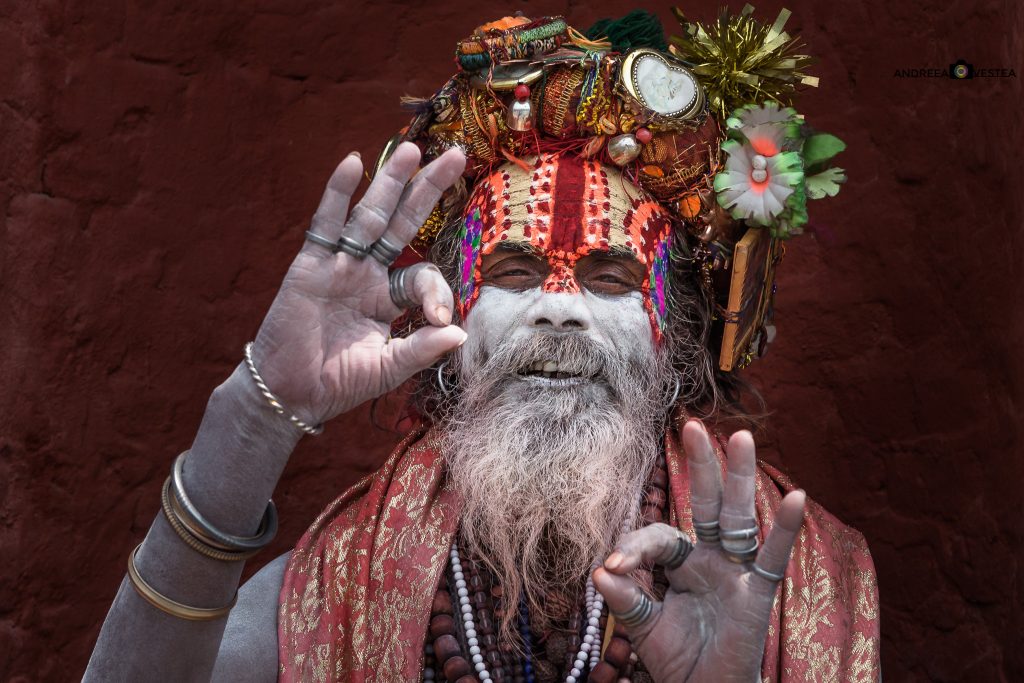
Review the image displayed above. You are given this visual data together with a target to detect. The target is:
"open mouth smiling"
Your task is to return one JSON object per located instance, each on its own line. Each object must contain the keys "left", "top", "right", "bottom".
{"left": 517, "top": 360, "right": 595, "bottom": 385}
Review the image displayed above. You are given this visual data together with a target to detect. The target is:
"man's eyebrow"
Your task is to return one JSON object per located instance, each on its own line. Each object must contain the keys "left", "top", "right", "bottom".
{"left": 493, "top": 240, "right": 540, "bottom": 255}
{"left": 602, "top": 245, "right": 641, "bottom": 261}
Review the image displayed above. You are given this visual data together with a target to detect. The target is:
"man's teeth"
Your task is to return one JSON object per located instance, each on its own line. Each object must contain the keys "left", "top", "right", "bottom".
{"left": 524, "top": 360, "right": 581, "bottom": 379}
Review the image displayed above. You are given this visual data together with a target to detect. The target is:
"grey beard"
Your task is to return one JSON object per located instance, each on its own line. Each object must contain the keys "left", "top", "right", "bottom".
{"left": 440, "top": 331, "right": 672, "bottom": 639}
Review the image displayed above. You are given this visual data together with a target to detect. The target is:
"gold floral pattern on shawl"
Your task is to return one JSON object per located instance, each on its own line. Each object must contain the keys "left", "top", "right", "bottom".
{"left": 278, "top": 423, "right": 461, "bottom": 682}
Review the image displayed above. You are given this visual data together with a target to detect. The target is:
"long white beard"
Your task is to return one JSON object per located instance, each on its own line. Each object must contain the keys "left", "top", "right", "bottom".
{"left": 441, "top": 331, "right": 670, "bottom": 637}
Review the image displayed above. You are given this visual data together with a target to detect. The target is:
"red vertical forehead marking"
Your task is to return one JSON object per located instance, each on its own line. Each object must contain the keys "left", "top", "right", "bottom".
{"left": 549, "top": 154, "right": 586, "bottom": 253}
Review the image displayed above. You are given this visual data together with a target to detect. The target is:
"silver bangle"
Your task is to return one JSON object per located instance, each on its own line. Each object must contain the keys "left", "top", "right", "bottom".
{"left": 170, "top": 452, "right": 278, "bottom": 552}
{"left": 243, "top": 342, "right": 323, "bottom": 436}
{"left": 161, "top": 476, "right": 263, "bottom": 561}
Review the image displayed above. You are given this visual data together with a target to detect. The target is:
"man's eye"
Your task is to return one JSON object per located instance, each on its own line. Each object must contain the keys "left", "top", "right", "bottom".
{"left": 596, "top": 274, "right": 627, "bottom": 284}
{"left": 499, "top": 268, "right": 532, "bottom": 277}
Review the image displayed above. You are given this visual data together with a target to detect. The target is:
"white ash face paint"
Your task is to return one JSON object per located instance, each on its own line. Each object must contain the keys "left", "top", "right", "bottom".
{"left": 458, "top": 285, "right": 655, "bottom": 380}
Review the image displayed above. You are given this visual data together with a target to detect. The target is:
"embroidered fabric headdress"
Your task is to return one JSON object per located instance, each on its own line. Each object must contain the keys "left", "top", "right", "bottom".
{"left": 381, "top": 6, "right": 846, "bottom": 371}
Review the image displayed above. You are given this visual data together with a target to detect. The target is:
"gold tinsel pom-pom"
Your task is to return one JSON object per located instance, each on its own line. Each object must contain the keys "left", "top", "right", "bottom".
{"left": 669, "top": 5, "right": 818, "bottom": 121}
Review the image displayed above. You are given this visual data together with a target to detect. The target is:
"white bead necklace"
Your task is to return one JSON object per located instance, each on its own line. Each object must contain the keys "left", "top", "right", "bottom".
{"left": 448, "top": 542, "right": 492, "bottom": 681}
{"left": 447, "top": 541, "right": 606, "bottom": 683}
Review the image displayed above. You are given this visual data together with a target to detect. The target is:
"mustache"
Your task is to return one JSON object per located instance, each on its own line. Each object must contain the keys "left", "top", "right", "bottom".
{"left": 474, "top": 331, "right": 618, "bottom": 380}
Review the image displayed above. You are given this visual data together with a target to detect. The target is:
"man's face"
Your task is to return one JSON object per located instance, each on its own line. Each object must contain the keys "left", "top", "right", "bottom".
{"left": 458, "top": 242, "right": 656, "bottom": 390}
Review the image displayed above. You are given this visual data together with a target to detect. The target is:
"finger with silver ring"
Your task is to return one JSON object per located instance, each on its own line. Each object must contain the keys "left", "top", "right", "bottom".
{"left": 369, "top": 235, "right": 405, "bottom": 267}
{"left": 388, "top": 267, "right": 417, "bottom": 309}
{"left": 683, "top": 420, "right": 724, "bottom": 541}
{"left": 612, "top": 592, "right": 655, "bottom": 629}
{"left": 591, "top": 566, "right": 661, "bottom": 638}
{"left": 692, "top": 519, "right": 721, "bottom": 545}
{"left": 301, "top": 153, "right": 363, "bottom": 257}
{"left": 336, "top": 234, "right": 372, "bottom": 259}
{"left": 721, "top": 525, "right": 760, "bottom": 563}
{"left": 386, "top": 262, "right": 455, "bottom": 327}
{"left": 750, "top": 490, "right": 805, "bottom": 596}
{"left": 719, "top": 430, "right": 759, "bottom": 559}
{"left": 304, "top": 230, "right": 339, "bottom": 255}
{"left": 335, "top": 142, "right": 421, "bottom": 251}
{"left": 752, "top": 563, "right": 785, "bottom": 583}
{"left": 369, "top": 147, "right": 466, "bottom": 267}
{"left": 723, "top": 536, "right": 759, "bottom": 564}
{"left": 604, "top": 523, "right": 692, "bottom": 590}
{"left": 720, "top": 526, "right": 759, "bottom": 542}
{"left": 662, "top": 532, "right": 694, "bottom": 570}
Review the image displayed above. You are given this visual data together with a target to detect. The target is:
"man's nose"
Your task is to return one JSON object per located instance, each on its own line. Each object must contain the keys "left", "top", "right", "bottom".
{"left": 526, "top": 293, "right": 592, "bottom": 332}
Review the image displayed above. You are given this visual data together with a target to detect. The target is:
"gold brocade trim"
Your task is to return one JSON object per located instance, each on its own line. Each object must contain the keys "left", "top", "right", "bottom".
{"left": 542, "top": 66, "right": 585, "bottom": 138}
{"left": 460, "top": 89, "right": 503, "bottom": 163}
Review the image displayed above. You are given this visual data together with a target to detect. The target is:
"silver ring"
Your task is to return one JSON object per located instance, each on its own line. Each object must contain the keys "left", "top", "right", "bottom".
{"left": 336, "top": 234, "right": 371, "bottom": 259}
{"left": 692, "top": 519, "right": 720, "bottom": 544}
{"left": 662, "top": 534, "right": 694, "bottom": 570}
{"left": 369, "top": 235, "right": 404, "bottom": 266}
{"left": 752, "top": 563, "right": 785, "bottom": 583}
{"left": 612, "top": 593, "right": 653, "bottom": 629}
{"left": 723, "top": 537, "right": 759, "bottom": 564}
{"left": 304, "top": 230, "right": 338, "bottom": 254}
{"left": 720, "top": 526, "right": 759, "bottom": 542}
{"left": 388, "top": 267, "right": 417, "bottom": 310}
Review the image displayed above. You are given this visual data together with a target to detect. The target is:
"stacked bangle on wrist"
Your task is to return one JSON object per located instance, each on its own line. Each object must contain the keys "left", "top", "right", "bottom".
{"left": 126, "top": 544, "right": 237, "bottom": 621}
{"left": 127, "top": 450, "right": 278, "bottom": 621}
{"left": 243, "top": 341, "right": 323, "bottom": 436}
{"left": 162, "top": 451, "right": 278, "bottom": 560}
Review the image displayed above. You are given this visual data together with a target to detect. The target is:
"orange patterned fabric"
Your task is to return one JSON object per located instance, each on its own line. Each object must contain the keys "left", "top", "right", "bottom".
{"left": 278, "top": 416, "right": 881, "bottom": 682}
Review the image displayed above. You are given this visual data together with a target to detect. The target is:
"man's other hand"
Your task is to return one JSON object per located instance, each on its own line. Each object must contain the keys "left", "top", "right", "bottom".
{"left": 248, "top": 143, "right": 467, "bottom": 426}
{"left": 593, "top": 420, "right": 805, "bottom": 683}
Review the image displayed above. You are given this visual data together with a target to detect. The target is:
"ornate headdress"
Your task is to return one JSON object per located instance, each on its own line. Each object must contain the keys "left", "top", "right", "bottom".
{"left": 381, "top": 7, "right": 846, "bottom": 371}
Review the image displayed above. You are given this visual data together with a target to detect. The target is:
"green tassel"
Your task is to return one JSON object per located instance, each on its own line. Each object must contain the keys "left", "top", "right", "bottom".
{"left": 585, "top": 9, "right": 668, "bottom": 52}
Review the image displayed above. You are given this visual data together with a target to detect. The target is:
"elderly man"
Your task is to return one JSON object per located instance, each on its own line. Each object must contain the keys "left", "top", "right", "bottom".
{"left": 85, "top": 11, "right": 879, "bottom": 683}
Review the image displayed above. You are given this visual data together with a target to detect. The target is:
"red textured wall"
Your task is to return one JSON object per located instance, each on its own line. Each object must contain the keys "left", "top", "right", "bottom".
{"left": 2, "top": 1, "right": 1022, "bottom": 680}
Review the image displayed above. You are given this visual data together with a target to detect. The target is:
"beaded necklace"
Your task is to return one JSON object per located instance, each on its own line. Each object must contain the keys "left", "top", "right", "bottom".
{"left": 423, "top": 450, "right": 670, "bottom": 683}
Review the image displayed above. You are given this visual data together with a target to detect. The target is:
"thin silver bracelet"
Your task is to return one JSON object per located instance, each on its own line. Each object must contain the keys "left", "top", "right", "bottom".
{"left": 243, "top": 342, "right": 324, "bottom": 436}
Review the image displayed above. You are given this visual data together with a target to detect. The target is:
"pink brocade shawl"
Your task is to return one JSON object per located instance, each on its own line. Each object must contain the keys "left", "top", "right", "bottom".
{"left": 278, "top": 418, "right": 881, "bottom": 682}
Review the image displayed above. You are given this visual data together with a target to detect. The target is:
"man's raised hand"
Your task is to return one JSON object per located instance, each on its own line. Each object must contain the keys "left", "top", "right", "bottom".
{"left": 249, "top": 143, "right": 467, "bottom": 427}
{"left": 593, "top": 421, "right": 805, "bottom": 682}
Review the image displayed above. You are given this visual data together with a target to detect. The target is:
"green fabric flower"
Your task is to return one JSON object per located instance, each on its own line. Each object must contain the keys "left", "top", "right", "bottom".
{"left": 714, "top": 102, "right": 846, "bottom": 239}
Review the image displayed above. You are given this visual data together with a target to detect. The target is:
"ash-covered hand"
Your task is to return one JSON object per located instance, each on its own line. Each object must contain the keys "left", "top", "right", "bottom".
{"left": 593, "top": 420, "right": 805, "bottom": 683}
{"left": 250, "top": 143, "right": 467, "bottom": 426}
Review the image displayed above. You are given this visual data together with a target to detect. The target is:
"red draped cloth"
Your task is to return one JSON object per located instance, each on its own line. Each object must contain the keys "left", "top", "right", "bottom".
{"left": 278, "top": 416, "right": 880, "bottom": 681}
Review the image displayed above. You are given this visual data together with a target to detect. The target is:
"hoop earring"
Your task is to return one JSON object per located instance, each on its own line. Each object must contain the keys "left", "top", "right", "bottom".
{"left": 436, "top": 359, "right": 453, "bottom": 397}
{"left": 665, "top": 374, "right": 681, "bottom": 408}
